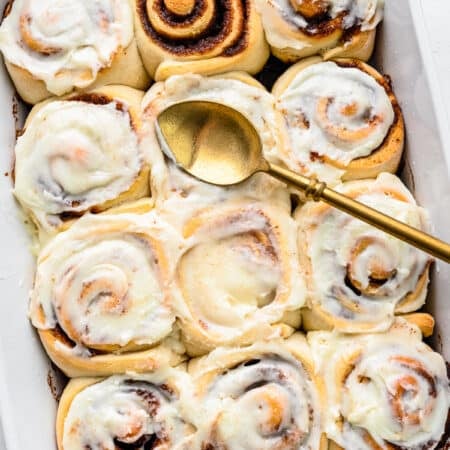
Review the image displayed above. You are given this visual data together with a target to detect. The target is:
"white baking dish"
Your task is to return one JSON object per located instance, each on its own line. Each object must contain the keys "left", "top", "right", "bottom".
{"left": 0, "top": 1, "right": 449, "bottom": 449}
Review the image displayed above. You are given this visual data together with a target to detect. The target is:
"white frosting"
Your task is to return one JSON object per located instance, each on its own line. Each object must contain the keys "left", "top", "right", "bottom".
{"left": 173, "top": 201, "right": 306, "bottom": 346}
{"left": 275, "top": 61, "right": 395, "bottom": 183}
{"left": 14, "top": 100, "right": 143, "bottom": 232}
{"left": 141, "top": 73, "right": 289, "bottom": 212}
{"left": 62, "top": 371, "right": 194, "bottom": 450}
{"left": 255, "top": 0, "right": 384, "bottom": 51}
{"left": 309, "top": 320, "right": 450, "bottom": 449}
{"left": 297, "top": 174, "right": 431, "bottom": 331}
{"left": 29, "top": 212, "right": 180, "bottom": 351}
{"left": 0, "top": 0, "right": 133, "bottom": 95}
{"left": 191, "top": 340, "right": 322, "bottom": 450}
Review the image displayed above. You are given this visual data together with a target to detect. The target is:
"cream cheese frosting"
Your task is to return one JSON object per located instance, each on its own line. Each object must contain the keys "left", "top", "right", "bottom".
{"left": 308, "top": 320, "right": 450, "bottom": 449}
{"left": 62, "top": 370, "right": 194, "bottom": 450}
{"left": 0, "top": 0, "right": 133, "bottom": 95}
{"left": 29, "top": 211, "right": 180, "bottom": 352}
{"left": 275, "top": 61, "right": 395, "bottom": 182}
{"left": 14, "top": 99, "right": 143, "bottom": 232}
{"left": 189, "top": 338, "right": 323, "bottom": 450}
{"left": 297, "top": 173, "right": 431, "bottom": 332}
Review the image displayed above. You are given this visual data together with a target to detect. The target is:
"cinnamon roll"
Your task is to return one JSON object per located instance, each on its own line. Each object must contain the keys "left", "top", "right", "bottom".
{"left": 132, "top": 0, "right": 269, "bottom": 81}
{"left": 296, "top": 173, "right": 432, "bottom": 333}
{"left": 172, "top": 199, "right": 305, "bottom": 356}
{"left": 29, "top": 208, "right": 184, "bottom": 377}
{"left": 14, "top": 85, "right": 156, "bottom": 243}
{"left": 57, "top": 370, "right": 195, "bottom": 450}
{"left": 271, "top": 58, "right": 404, "bottom": 184}
{"left": 308, "top": 319, "right": 450, "bottom": 450}
{"left": 254, "top": 0, "right": 384, "bottom": 63}
{"left": 187, "top": 334, "right": 327, "bottom": 449}
{"left": 0, "top": 0, "right": 149, "bottom": 104}
{"left": 141, "top": 71, "right": 290, "bottom": 212}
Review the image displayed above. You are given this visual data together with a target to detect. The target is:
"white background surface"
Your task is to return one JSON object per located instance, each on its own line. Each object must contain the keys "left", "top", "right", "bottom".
{"left": 0, "top": 1, "right": 449, "bottom": 449}
{"left": 422, "top": 0, "right": 450, "bottom": 135}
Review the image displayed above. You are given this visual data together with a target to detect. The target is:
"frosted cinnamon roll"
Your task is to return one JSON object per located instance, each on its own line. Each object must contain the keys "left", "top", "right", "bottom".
{"left": 142, "top": 72, "right": 290, "bottom": 212}
{"left": 255, "top": 0, "right": 383, "bottom": 62}
{"left": 296, "top": 173, "right": 432, "bottom": 333}
{"left": 132, "top": 0, "right": 269, "bottom": 81}
{"left": 308, "top": 319, "right": 450, "bottom": 450}
{"left": 29, "top": 207, "right": 184, "bottom": 377}
{"left": 172, "top": 200, "right": 305, "bottom": 356}
{"left": 0, "top": 0, "right": 149, "bottom": 104}
{"left": 187, "top": 334, "right": 327, "bottom": 449}
{"left": 272, "top": 58, "right": 404, "bottom": 184}
{"left": 14, "top": 85, "right": 154, "bottom": 243}
{"left": 57, "top": 370, "right": 195, "bottom": 450}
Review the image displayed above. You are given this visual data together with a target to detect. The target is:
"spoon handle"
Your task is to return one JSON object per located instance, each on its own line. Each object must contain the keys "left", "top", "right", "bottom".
{"left": 268, "top": 163, "right": 450, "bottom": 263}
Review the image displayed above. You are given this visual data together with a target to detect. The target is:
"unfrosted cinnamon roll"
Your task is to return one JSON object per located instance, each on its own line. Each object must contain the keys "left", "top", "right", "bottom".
{"left": 254, "top": 0, "right": 384, "bottom": 63}
{"left": 296, "top": 173, "right": 432, "bottom": 333}
{"left": 57, "top": 370, "right": 195, "bottom": 450}
{"left": 14, "top": 85, "right": 156, "bottom": 243}
{"left": 29, "top": 207, "right": 184, "bottom": 377}
{"left": 0, "top": 0, "right": 149, "bottom": 104}
{"left": 308, "top": 319, "right": 450, "bottom": 450}
{"left": 271, "top": 58, "right": 404, "bottom": 184}
{"left": 132, "top": 0, "right": 269, "bottom": 81}
{"left": 187, "top": 334, "right": 327, "bottom": 449}
{"left": 142, "top": 71, "right": 291, "bottom": 214}
{"left": 172, "top": 199, "right": 305, "bottom": 356}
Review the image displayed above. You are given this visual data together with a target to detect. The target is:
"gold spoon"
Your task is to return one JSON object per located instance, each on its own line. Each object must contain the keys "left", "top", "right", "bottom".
{"left": 156, "top": 101, "right": 450, "bottom": 263}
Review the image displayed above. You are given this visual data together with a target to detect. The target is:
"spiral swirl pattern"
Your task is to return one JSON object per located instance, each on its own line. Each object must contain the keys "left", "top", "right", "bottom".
{"left": 189, "top": 337, "right": 324, "bottom": 450}
{"left": 30, "top": 212, "right": 176, "bottom": 356}
{"left": 272, "top": 59, "right": 402, "bottom": 184}
{"left": 297, "top": 173, "right": 431, "bottom": 332}
{"left": 14, "top": 89, "right": 149, "bottom": 237}
{"left": 133, "top": 0, "right": 269, "bottom": 79}
{"left": 173, "top": 201, "right": 304, "bottom": 354}
{"left": 308, "top": 320, "right": 450, "bottom": 449}
{"left": 254, "top": 0, "right": 384, "bottom": 61}
{"left": 0, "top": 0, "right": 134, "bottom": 95}
{"left": 59, "top": 371, "right": 194, "bottom": 450}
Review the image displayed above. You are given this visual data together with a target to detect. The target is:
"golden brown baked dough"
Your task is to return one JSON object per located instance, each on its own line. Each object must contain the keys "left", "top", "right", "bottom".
{"left": 0, "top": 0, "right": 149, "bottom": 104}
{"left": 254, "top": 0, "right": 383, "bottom": 63}
{"left": 188, "top": 334, "right": 328, "bottom": 449}
{"left": 296, "top": 174, "right": 432, "bottom": 333}
{"left": 271, "top": 57, "right": 404, "bottom": 184}
{"left": 14, "top": 85, "right": 153, "bottom": 244}
{"left": 131, "top": 0, "right": 270, "bottom": 80}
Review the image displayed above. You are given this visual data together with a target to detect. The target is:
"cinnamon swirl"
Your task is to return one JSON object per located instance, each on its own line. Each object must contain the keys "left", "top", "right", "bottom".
{"left": 255, "top": 0, "right": 384, "bottom": 63}
{"left": 296, "top": 173, "right": 432, "bottom": 333}
{"left": 14, "top": 85, "right": 156, "bottom": 243}
{"left": 132, "top": 0, "right": 269, "bottom": 80}
{"left": 29, "top": 207, "right": 184, "bottom": 377}
{"left": 308, "top": 319, "right": 450, "bottom": 450}
{"left": 172, "top": 200, "right": 305, "bottom": 356}
{"left": 272, "top": 58, "right": 404, "bottom": 184}
{"left": 187, "top": 334, "right": 327, "bottom": 449}
{"left": 0, "top": 0, "right": 149, "bottom": 104}
{"left": 57, "top": 370, "right": 195, "bottom": 449}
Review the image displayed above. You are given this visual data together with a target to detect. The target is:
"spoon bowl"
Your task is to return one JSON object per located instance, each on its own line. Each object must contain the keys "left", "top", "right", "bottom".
{"left": 156, "top": 101, "right": 268, "bottom": 186}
